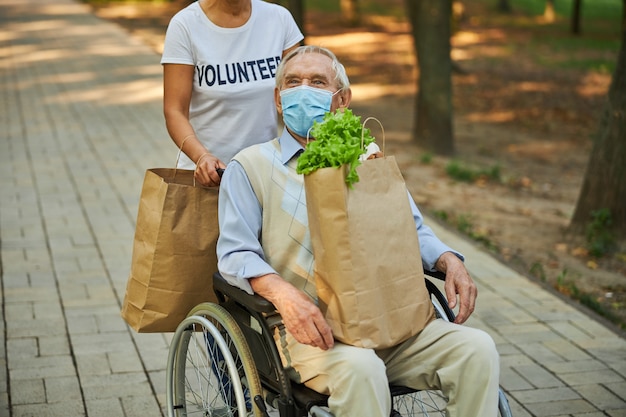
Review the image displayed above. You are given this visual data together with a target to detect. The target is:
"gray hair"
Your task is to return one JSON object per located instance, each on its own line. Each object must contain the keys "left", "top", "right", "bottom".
{"left": 275, "top": 45, "right": 350, "bottom": 90}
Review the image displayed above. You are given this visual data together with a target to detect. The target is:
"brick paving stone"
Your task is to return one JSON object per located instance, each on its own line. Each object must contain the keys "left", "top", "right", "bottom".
{"left": 80, "top": 373, "right": 154, "bottom": 400}
{"left": 501, "top": 366, "right": 535, "bottom": 391}
{"left": 10, "top": 379, "right": 45, "bottom": 405}
{"left": 84, "top": 399, "right": 124, "bottom": 417}
{"left": 75, "top": 353, "right": 114, "bottom": 377}
{"left": 12, "top": 401, "right": 86, "bottom": 417}
{"left": 512, "top": 363, "right": 565, "bottom": 389}
{"left": 517, "top": 341, "right": 568, "bottom": 364}
{"left": 525, "top": 399, "right": 597, "bottom": 416}
{"left": 544, "top": 359, "right": 611, "bottom": 375}
{"left": 574, "top": 384, "right": 626, "bottom": 411}
{"left": 120, "top": 394, "right": 163, "bottom": 417}
{"left": 559, "top": 369, "right": 624, "bottom": 387}
{"left": 501, "top": 353, "right": 537, "bottom": 368}
{"left": 45, "top": 376, "right": 84, "bottom": 403}
{"left": 605, "top": 381, "right": 626, "bottom": 401}
{"left": 542, "top": 338, "right": 594, "bottom": 362}
{"left": 547, "top": 321, "right": 597, "bottom": 343}
{"left": 511, "top": 387, "right": 581, "bottom": 404}
{"left": 9, "top": 353, "right": 77, "bottom": 380}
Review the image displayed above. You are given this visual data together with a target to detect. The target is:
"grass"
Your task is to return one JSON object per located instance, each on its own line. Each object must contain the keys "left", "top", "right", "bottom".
{"left": 431, "top": 210, "right": 499, "bottom": 253}
{"left": 508, "top": 0, "right": 623, "bottom": 20}
{"left": 471, "top": 0, "right": 622, "bottom": 73}
{"left": 554, "top": 268, "right": 625, "bottom": 329}
{"left": 445, "top": 160, "right": 501, "bottom": 183}
{"left": 586, "top": 208, "right": 616, "bottom": 257}
{"left": 82, "top": 0, "right": 170, "bottom": 3}
{"left": 473, "top": 1, "right": 622, "bottom": 37}
{"left": 304, "top": 0, "right": 405, "bottom": 17}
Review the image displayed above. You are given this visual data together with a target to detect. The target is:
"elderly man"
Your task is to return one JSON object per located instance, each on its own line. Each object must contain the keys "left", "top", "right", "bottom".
{"left": 217, "top": 45, "right": 499, "bottom": 417}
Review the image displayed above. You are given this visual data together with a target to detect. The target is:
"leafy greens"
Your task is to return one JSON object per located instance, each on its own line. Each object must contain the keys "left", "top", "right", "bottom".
{"left": 296, "top": 109, "right": 375, "bottom": 187}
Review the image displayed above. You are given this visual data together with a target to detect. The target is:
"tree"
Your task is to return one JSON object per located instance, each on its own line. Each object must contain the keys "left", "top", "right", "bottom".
{"left": 404, "top": 0, "right": 455, "bottom": 155}
{"left": 569, "top": 6, "right": 626, "bottom": 244}
{"left": 277, "top": 0, "right": 305, "bottom": 38}
{"left": 290, "top": 0, "right": 306, "bottom": 38}
{"left": 341, "top": 0, "right": 361, "bottom": 26}
{"left": 497, "top": 0, "right": 512, "bottom": 13}
{"left": 544, "top": 0, "right": 556, "bottom": 22}
{"left": 571, "top": 0, "right": 583, "bottom": 35}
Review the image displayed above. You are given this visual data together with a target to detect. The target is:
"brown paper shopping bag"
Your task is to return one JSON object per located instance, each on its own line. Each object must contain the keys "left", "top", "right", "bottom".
{"left": 120, "top": 168, "right": 219, "bottom": 332}
{"left": 304, "top": 156, "right": 435, "bottom": 349}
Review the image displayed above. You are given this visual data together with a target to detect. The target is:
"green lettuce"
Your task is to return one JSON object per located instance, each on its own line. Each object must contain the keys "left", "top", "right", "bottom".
{"left": 296, "top": 109, "right": 375, "bottom": 187}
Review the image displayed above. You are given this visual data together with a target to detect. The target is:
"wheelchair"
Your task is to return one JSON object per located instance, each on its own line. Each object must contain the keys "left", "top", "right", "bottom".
{"left": 166, "top": 270, "right": 513, "bottom": 417}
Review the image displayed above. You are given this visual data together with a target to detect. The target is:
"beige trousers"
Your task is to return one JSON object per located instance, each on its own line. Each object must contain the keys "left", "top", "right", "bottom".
{"left": 275, "top": 319, "right": 500, "bottom": 417}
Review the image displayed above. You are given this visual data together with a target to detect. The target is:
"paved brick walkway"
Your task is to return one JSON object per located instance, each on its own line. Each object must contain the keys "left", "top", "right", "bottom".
{"left": 0, "top": 0, "right": 625, "bottom": 416}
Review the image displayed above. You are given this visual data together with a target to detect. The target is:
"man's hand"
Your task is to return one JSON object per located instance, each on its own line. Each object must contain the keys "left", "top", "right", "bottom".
{"left": 435, "top": 252, "right": 477, "bottom": 324}
{"left": 250, "top": 274, "right": 334, "bottom": 350}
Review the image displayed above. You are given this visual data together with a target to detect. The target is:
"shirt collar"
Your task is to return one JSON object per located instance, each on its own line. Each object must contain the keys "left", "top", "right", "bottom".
{"left": 278, "top": 128, "right": 306, "bottom": 165}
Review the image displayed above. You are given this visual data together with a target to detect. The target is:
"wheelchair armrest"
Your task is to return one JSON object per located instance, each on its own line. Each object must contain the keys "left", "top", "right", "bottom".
{"left": 424, "top": 268, "right": 446, "bottom": 281}
{"left": 213, "top": 272, "right": 277, "bottom": 314}
{"left": 213, "top": 269, "right": 444, "bottom": 315}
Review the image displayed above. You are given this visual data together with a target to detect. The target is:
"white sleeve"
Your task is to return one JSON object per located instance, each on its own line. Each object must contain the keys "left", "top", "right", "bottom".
{"left": 161, "top": 16, "right": 194, "bottom": 65}
{"left": 278, "top": 5, "right": 304, "bottom": 51}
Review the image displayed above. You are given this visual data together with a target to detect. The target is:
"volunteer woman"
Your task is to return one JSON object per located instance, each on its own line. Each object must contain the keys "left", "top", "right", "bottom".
{"left": 162, "top": 0, "right": 303, "bottom": 186}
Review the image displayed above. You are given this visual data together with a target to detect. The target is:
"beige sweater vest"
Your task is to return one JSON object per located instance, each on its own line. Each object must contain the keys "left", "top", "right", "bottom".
{"left": 233, "top": 139, "right": 318, "bottom": 301}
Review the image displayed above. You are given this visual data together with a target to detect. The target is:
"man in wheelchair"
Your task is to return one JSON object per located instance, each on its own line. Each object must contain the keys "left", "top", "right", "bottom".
{"left": 216, "top": 45, "right": 500, "bottom": 417}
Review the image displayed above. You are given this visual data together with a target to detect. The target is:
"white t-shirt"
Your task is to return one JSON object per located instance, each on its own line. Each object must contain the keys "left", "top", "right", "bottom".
{"left": 161, "top": 0, "right": 304, "bottom": 168}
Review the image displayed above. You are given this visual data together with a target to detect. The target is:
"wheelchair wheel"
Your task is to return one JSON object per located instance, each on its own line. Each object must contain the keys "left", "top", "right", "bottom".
{"left": 391, "top": 387, "right": 512, "bottom": 416}
{"left": 392, "top": 390, "right": 447, "bottom": 416}
{"left": 166, "top": 303, "right": 263, "bottom": 417}
{"left": 388, "top": 280, "right": 514, "bottom": 417}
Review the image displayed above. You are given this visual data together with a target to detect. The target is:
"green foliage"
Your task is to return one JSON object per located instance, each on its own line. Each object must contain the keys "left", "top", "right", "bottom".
{"left": 429, "top": 209, "right": 498, "bottom": 251}
{"left": 82, "top": 0, "right": 169, "bottom": 4}
{"left": 553, "top": 268, "right": 623, "bottom": 328}
{"left": 296, "top": 109, "right": 375, "bottom": 187}
{"left": 508, "top": 0, "right": 622, "bottom": 20}
{"left": 529, "top": 262, "right": 546, "bottom": 282}
{"left": 526, "top": 36, "right": 620, "bottom": 73}
{"left": 474, "top": 0, "right": 622, "bottom": 39}
{"left": 304, "top": 0, "right": 404, "bottom": 17}
{"left": 419, "top": 152, "right": 433, "bottom": 164}
{"left": 456, "top": 213, "right": 474, "bottom": 235}
{"left": 586, "top": 208, "right": 616, "bottom": 257}
{"left": 432, "top": 209, "right": 449, "bottom": 222}
{"left": 445, "top": 160, "right": 501, "bottom": 183}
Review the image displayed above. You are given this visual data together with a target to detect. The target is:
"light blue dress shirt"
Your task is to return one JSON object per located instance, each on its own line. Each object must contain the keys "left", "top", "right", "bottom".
{"left": 217, "top": 128, "right": 463, "bottom": 294}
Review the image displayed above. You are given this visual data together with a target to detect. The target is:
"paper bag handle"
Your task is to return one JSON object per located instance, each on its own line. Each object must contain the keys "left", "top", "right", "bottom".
{"left": 173, "top": 134, "right": 199, "bottom": 186}
{"left": 173, "top": 134, "right": 196, "bottom": 179}
{"left": 361, "top": 117, "right": 385, "bottom": 156}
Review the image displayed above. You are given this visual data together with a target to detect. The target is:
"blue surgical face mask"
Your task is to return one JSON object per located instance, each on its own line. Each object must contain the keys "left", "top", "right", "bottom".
{"left": 280, "top": 85, "right": 338, "bottom": 138}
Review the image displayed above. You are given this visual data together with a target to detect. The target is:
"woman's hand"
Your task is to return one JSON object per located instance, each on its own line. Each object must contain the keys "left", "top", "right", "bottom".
{"left": 194, "top": 152, "right": 225, "bottom": 187}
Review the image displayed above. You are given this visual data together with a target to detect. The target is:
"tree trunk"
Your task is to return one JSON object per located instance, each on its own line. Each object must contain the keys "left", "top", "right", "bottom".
{"left": 544, "top": 0, "right": 555, "bottom": 22}
{"left": 405, "top": 0, "right": 455, "bottom": 155}
{"left": 569, "top": 19, "right": 626, "bottom": 240}
{"left": 497, "top": 0, "right": 512, "bottom": 13}
{"left": 571, "top": 0, "right": 583, "bottom": 35}
{"left": 287, "top": 0, "right": 305, "bottom": 39}
{"left": 340, "top": 0, "right": 360, "bottom": 26}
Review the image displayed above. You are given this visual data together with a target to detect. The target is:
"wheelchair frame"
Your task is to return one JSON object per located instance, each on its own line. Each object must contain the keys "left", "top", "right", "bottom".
{"left": 166, "top": 271, "right": 513, "bottom": 417}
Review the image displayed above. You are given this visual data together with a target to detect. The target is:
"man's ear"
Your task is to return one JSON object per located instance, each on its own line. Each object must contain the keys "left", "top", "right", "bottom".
{"left": 339, "top": 88, "right": 352, "bottom": 108}
{"left": 275, "top": 87, "right": 283, "bottom": 115}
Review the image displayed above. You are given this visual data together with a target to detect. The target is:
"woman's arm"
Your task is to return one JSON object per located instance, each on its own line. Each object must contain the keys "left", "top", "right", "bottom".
{"left": 163, "top": 63, "right": 224, "bottom": 186}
